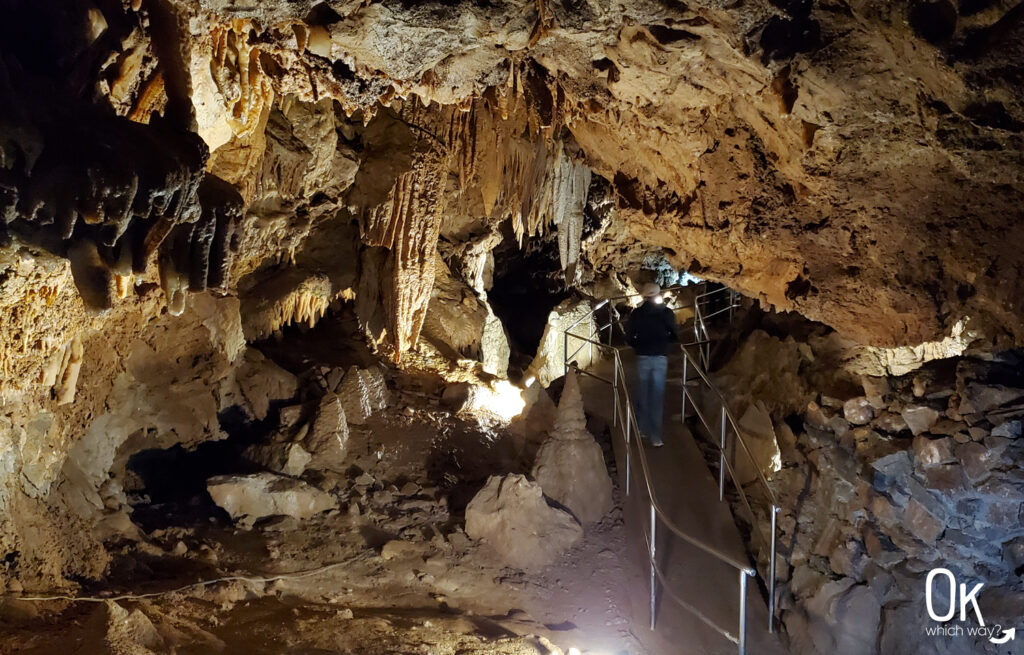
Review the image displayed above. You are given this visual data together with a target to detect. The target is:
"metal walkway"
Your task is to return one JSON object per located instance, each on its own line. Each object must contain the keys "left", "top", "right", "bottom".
{"left": 563, "top": 285, "right": 785, "bottom": 655}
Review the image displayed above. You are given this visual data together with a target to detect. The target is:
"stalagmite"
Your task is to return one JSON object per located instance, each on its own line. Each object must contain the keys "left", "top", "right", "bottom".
{"left": 531, "top": 371, "right": 613, "bottom": 524}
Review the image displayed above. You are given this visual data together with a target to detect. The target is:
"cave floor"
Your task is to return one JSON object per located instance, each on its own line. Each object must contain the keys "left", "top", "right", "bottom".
{"left": 0, "top": 394, "right": 642, "bottom": 655}
{"left": 579, "top": 352, "right": 789, "bottom": 655}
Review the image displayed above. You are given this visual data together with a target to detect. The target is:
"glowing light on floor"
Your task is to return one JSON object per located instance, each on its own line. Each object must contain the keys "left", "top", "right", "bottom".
{"left": 467, "top": 380, "right": 526, "bottom": 421}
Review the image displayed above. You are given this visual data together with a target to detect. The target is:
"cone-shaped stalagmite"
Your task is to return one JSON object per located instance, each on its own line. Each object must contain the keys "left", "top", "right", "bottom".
{"left": 531, "top": 371, "right": 613, "bottom": 524}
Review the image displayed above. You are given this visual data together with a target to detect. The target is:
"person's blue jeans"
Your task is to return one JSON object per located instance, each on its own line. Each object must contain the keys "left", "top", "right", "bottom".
{"left": 635, "top": 355, "right": 668, "bottom": 444}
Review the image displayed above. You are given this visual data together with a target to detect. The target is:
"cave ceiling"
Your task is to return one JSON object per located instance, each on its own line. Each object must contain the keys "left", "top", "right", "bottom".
{"left": 2, "top": 0, "right": 1023, "bottom": 361}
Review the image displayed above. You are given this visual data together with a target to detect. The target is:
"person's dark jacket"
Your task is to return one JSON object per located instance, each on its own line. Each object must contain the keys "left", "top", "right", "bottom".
{"left": 626, "top": 301, "right": 679, "bottom": 356}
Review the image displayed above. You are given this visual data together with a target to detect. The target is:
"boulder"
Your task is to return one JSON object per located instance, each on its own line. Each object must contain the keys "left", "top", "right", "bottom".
{"left": 236, "top": 348, "right": 299, "bottom": 420}
{"left": 956, "top": 441, "right": 998, "bottom": 484}
{"left": 786, "top": 579, "right": 881, "bottom": 655}
{"left": 872, "top": 411, "right": 907, "bottom": 434}
{"left": 805, "top": 401, "right": 831, "bottom": 430}
{"left": 1001, "top": 536, "right": 1024, "bottom": 570}
{"left": 903, "top": 497, "right": 945, "bottom": 544}
{"left": 99, "top": 602, "right": 165, "bottom": 655}
{"left": 860, "top": 375, "right": 889, "bottom": 410}
{"left": 336, "top": 366, "right": 389, "bottom": 424}
{"left": 207, "top": 472, "right": 337, "bottom": 522}
{"left": 912, "top": 436, "right": 953, "bottom": 468}
{"left": 734, "top": 400, "right": 782, "bottom": 485}
{"left": 465, "top": 474, "right": 582, "bottom": 569}
{"left": 992, "top": 420, "right": 1022, "bottom": 439}
{"left": 243, "top": 441, "right": 311, "bottom": 476}
{"left": 304, "top": 392, "right": 349, "bottom": 471}
{"left": 524, "top": 299, "right": 597, "bottom": 388}
{"left": 958, "top": 383, "right": 1024, "bottom": 415}
{"left": 531, "top": 372, "right": 613, "bottom": 524}
{"left": 842, "top": 397, "right": 874, "bottom": 426}
{"left": 900, "top": 406, "right": 940, "bottom": 436}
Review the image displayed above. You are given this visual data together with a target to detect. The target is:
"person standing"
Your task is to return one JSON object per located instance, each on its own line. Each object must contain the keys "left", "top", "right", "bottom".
{"left": 626, "top": 283, "right": 678, "bottom": 447}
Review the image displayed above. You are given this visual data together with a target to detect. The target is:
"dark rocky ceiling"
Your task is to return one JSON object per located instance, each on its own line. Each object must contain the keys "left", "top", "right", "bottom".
{"left": 2, "top": 0, "right": 1023, "bottom": 356}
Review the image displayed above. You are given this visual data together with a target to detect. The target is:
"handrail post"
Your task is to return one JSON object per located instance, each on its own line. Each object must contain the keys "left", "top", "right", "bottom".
{"left": 739, "top": 571, "right": 748, "bottom": 655}
{"left": 769, "top": 504, "right": 778, "bottom": 633}
{"left": 649, "top": 502, "right": 657, "bottom": 631}
{"left": 589, "top": 318, "right": 595, "bottom": 364}
{"left": 563, "top": 330, "right": 569, "bottom": 375}
{"left": 625, "top": 404, "right": 632, "bottom": 496}
{"left": 681, "top": 352, "right": 688, "bottom": 421}
{"left": 612, "top": 355, "right": 619, "bottom": 428}
{"left": 719, "top": 406, "right": 727, "bottom": 502}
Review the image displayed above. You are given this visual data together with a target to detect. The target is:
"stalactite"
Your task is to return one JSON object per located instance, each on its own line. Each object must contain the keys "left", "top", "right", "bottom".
{"left": 549, "top": 142, "right": 591, "bottom": 283}
{"left": 209, "top": 21, "right": 275, "bottom": 140}
{"left": 361, "top": 103, "right": 450, "bottom": 362}
{"left": 156, "top": 175, "right": 242, "bottom": 314}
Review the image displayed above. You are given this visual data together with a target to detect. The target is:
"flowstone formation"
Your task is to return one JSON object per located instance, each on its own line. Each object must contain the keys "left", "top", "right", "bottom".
{"left": 531, "top": 371, "right": 613, "bottom": 525}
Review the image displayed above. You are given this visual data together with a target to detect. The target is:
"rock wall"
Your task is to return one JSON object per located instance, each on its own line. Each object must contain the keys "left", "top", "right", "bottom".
{"left": 722, "top": 330, "right": 1024, "bottom": 654}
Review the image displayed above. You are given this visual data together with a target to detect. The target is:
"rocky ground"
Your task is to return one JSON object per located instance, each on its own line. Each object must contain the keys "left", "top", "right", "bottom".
{"left": 0, "top": 368, "right": 640, "bottom": 655}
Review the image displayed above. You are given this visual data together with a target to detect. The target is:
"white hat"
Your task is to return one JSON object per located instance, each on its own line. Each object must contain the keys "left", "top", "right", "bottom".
{"left": 641, "top": 282, "right": 661, "bottom": 298}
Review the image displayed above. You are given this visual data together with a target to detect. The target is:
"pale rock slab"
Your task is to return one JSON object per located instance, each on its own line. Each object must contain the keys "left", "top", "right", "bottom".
{"left": 531, "top": 372, "right": 613, "bottom": 524}
{"left": 465, "top": 474, "right": 582, "bottom": 569}
{"left": 336, "top": 366, "right": 389, "bottom": 424}
{"left": 524, "top": 299, "right": 597, "bottom": 388}
{"left": 900, "top": 406, "right": 940, "bottom": 436}
{"left": 734, "top": 400, "right": 782, "bottom": 485}
{"left": 207, "top": 472, "right": 337, "bottom": 522}
{"left": 304, "top": 392, "right": 349, "bottom": 472}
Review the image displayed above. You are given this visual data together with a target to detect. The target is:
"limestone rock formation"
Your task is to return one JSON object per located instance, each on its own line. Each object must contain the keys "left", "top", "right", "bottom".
{"left": 465, "top": 474, "right": 582, "bottom": 569}
{"left": 236, "top": 348, "right": 300, "bottom": 421}
{"left": 98, "top": 602, "right": 166, "bottom": 655}
{"left": 336, "top": 366, "right": 389, "bottom": 425}
{"left": 243, "top": 441, "right": 312, "bottom": 477}
{"left": 525, "top": 299, "right": 598, "bottom": 388}
{"left": 207, "top": 472, "right": 337, "bottom": 523}
{"left": 531, "top": 372, "right": 613, "bottom": 524}
{"left": 304, "top": 392, "right": 350, "bottom": 472}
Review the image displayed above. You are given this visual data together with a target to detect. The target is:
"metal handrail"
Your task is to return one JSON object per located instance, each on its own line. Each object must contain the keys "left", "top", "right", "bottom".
{"left": 563, "top": 284, "right": 778, "bottom": 655}
{"left": 567, "top": 340, "right": 754, "bottom": 574}
{"left": 679, "top": 349, "right": 778, "bottom": 507}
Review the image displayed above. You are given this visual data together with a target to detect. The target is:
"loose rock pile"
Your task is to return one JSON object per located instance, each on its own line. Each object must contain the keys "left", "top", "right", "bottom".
{"left": 210, "top": 365, "right": 389, "bottom": 523}
{"left": 763, "top": 355, "right": 1024, "bottom": 655}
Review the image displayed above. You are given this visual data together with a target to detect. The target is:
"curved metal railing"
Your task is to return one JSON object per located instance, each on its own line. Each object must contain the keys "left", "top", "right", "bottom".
{"left": 562, "top": 283, "right": 779, "bottom": 655}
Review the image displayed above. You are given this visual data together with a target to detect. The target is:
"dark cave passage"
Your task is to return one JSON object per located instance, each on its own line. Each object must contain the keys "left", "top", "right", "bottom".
{"left": 488, "top": 227, "right": 569, "bottom": 366}
{"left": 124, "top": 407, "right": 280, "bottom": 531}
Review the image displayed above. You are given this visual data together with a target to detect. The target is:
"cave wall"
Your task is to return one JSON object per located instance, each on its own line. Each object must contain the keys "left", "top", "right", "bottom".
{"left": 0, "top": 0, "right": 1022, "bottom": 594}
